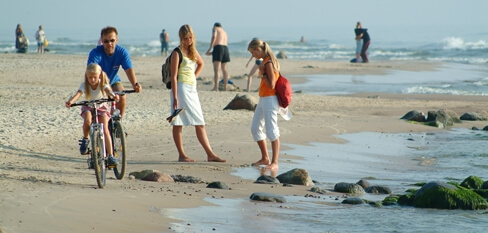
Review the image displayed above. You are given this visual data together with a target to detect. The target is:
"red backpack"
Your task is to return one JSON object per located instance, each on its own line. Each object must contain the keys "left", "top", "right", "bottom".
{"left": 275, "top": 73, "right": 292, "bottom": 108}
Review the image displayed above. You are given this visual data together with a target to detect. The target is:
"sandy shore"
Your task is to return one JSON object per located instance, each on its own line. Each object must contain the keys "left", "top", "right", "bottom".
{"left": 1, "top": 53, "right": 487, "bottom": 233}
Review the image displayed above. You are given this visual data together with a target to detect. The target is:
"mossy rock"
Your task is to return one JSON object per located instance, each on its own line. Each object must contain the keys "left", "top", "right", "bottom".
{"left": 413, "top": 181, "right": 488, "bottom": 210}
{"left": 473, "top": 189, "right": 488, "bottom": 199}
{"left": 398, "top": 193, "right": 415, "bottom": 206}
{"left": 382, "top": 195, "right": 400, "bottom": 206}
{"left": 460, "top": 175, "right": 484, "bottom": 189}
{"left": 334, "top": 182, "right": 365, "bottom": 195}
{"left": 369, "top": 201, "right": 382, "bottom": 208}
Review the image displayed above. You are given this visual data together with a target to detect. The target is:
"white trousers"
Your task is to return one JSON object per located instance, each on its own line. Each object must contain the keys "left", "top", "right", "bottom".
{"left": 251, "top": 95, "right": 280, "bottom": 142}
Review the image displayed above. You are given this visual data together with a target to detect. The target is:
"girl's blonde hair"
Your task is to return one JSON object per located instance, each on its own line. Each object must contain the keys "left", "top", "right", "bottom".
{"left": 179, "top": 24, "right": 198, "bottom": 61}
{"left": 84, "top": 63, "right": 109, "bottom": 100}
{"left": 247, "top": 38, "right": 280, "bottom": 72}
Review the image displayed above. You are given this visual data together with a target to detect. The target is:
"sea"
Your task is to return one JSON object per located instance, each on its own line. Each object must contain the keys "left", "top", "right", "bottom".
{"left": 160, "top": 37, "right": 487, "bottom": 232}
{"left": 4, "top": 32, "right": 488, "bottom": 233}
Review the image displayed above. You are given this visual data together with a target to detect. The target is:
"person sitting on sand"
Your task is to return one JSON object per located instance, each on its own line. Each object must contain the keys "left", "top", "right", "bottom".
{"left": 169, "top": 24, "right": 226, "bottom": 163}
{"left": 65, "top": 63, "right": 120, "bottom": 167}
{"left": 247, "top": 38, "right": 282, "bottom": 171}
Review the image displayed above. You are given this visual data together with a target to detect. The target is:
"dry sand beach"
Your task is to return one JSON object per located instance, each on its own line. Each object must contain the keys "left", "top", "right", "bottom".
{"left": 1, "top": 54, "right": 488, "bottom": 232}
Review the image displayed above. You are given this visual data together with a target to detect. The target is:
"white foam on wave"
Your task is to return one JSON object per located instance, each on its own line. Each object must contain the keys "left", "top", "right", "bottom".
{"left": 441, "top": 37, "right": 488, "bottom": 50}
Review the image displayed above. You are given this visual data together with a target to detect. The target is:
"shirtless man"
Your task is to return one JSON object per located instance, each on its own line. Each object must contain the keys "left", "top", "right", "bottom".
{"left": 205, "top": 22, "right": 230, "bottom": 91}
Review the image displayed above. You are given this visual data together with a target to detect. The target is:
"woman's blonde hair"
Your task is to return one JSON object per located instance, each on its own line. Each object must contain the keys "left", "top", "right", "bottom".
{"left": 84, "top": 63, "right": 109, "bottom": 100}
{"left": 179, "top": 24, "right": 198, "bottom": 61}
{"left": 247, "top": 38, "right": 280, "bottom": 72}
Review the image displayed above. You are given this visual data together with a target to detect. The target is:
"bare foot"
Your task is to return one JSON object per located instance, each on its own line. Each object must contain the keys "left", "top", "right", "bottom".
{"left": 252, "top": 159, "right": 270, "bottom": 167}
{"left": 178, "top": 156, "right": 195, "bottom": 162}
{"left": 266, "top": 163, "right": 279, "bottom": 171}
{"left": 208, "top": 155, "right": 226, "bottom": 162}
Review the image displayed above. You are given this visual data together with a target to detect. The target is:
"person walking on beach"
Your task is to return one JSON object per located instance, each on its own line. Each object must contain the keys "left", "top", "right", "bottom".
{"left": 160, "top": 29, "right": 169, "bottom": 56}
{"left": 205, "top": 22, "right": 230, "bottom": 91}
{"left": 65, "top": 63, "right": 120, "bottom": 166}
{"left": 87, "top": 26, "right": 142, "bottom": 118}
{"left": 169, "top": 24, "right": 226, "bottom": 163}
{"left": 354, "top": 22, "right": 363, "bottom": 62}
{"left": 356, "top": 21, "right": 371, "bottom": 63}
{"left": 247, "top": 38, "right": 282, "bottom": 171}
{"left": 15, "top": 24, "right": 28, "bottom": 53}
{"left": 35, "top": 25, "right": 46, "bottom": 54}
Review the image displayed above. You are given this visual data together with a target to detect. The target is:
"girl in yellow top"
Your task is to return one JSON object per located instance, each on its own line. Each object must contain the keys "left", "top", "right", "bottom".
{"left": 247, "top": 38, "right": 281, "bottom": 171}
{"left": 169, "top": 24, "right": 226, "bottom": 163}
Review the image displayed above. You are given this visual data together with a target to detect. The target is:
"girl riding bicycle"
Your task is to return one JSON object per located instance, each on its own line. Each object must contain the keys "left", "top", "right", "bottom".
{"left": 65, "top": 63, "right": 120, "bottom": 166}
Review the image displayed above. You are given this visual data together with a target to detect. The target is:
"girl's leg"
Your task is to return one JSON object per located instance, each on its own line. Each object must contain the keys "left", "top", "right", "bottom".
{"left": 267, "top": 138, "right": 280, "bottom": 171}
{"left": 251, "top": 98, "right": 269, "bottom": 166}
{"left": 195, "top": 125, "right": 226, "bottom": 162}
{"left": 82, "top": 111, "right": 92, "bottom": 138}
{"left": 262, "top": 96, "right": 280, "bottom": 170}
{"left": 173, "top": 126, "right": 194, "bottom": 162}
{"left": 253, "top": 139, "right": 270, "bottom": 166}
{"left": 99, "top": 115, "right": 113, "bottom": 156}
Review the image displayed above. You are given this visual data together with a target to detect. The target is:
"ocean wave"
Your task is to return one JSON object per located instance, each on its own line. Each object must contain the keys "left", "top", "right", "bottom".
{"left": 404, "top": 86, "right": 488, "bottom": 96}
{"left": 441, "top": 37, "right": 488, "bottom": 50}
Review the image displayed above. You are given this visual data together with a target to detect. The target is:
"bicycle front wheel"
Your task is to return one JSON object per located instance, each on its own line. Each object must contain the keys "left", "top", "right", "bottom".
{"left": 91, "top": 129, "right": 106, "bottom": 188}
{"left": 112, "top": 120, "right": 127, "bottom": 180}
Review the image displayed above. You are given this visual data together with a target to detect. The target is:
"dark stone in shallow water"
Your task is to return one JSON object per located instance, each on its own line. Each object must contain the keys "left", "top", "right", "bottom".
{"left": 206, "top": 181, "right": 230, "bottom": 190}
{"left": 250, "top": 192, "right": 286, "bottom": 203}
{"left": 342, "top": 197, "right": 365, "bottom": 205}
{"left": 365, "top": 185, "right": 392, "bottom": 194}
{"left": 255, "top": 175, "right": 280, "bottom": 184}
{"left": 334, "top": 182, "right": 366, "bottom": 195}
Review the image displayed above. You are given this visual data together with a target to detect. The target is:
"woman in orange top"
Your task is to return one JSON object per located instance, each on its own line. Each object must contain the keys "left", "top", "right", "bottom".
{"left": 247, "top": 38, "right": 281, "bottom": 171}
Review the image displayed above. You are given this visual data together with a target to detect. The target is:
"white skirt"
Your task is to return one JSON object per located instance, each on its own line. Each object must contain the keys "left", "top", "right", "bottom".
{"left": 169, "top": 82, "right": 205, "bottom": 126}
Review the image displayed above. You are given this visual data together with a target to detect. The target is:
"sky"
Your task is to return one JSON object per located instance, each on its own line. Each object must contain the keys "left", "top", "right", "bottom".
{"left": 1, "top": 0, "right": 487, "bottom": 43}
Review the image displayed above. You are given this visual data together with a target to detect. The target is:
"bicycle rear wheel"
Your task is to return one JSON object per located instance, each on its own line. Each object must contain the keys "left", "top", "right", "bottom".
{"left": 91, "top": 129, "right": 106, "bottom": 188}
{"left": 112, "top": 120, "right": 127, "bottom": 180}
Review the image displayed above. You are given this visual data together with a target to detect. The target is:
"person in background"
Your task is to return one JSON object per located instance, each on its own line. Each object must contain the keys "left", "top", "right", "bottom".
{"left": 245, "top": 56, "right": 263, "bottom": 92}
{"left": 169, "top": 24, "right": 226, "bottom": 163}
{"left": 65, "top": 63, "right": 120, "bottom": 167}
{"left": 354, "top": 22, "right": 363, "bottom": 62}
{"left": 205, "top": 22, "right": 230, "bottom": 91}
{"left": 15, "top": 24, "right": 28, "bottom": 53}
{"left": 35, "top": 25, "right": 46, "bottom": 54}
{"left": 87, "top": 26, "right": 142, "bottom": 118}
{"left": 247, "top": 38, "right": 282, "bottom": 171}
{"left": 300, "top": 36, "right": 306, "bottom": 43}
{"left": 160, "top": 29, "right": 170, "bottom": 56}
{"left": 356, "top": 21, "right": 371, "bottom": 63}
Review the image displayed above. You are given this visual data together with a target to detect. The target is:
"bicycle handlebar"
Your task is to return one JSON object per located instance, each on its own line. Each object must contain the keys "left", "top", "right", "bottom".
{"left": 70, "top": 98, "right": 115, "bottom": 107}
{"left": 113, "top": 90, "right": 136, "bottom": 96}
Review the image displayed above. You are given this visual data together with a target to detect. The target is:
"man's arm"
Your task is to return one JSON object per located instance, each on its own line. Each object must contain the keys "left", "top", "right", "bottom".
{"left": 125, "top": 68, "right": 142, "bottom": 92}
{"left": 206, "top": 28, "right": 217, "bottom": 55}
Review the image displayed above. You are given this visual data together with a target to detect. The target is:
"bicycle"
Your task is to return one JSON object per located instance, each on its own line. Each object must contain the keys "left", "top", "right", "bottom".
{"left": 71, "top": 98, "right": 113, "bottom": 188}
{"left": 108, "top": 90, "right": 135, "bottom": 180}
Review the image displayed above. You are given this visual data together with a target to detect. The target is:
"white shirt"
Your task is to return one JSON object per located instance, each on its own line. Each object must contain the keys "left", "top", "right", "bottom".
{"left": 78, "top": 82, "right": 111, "bottom": 101}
